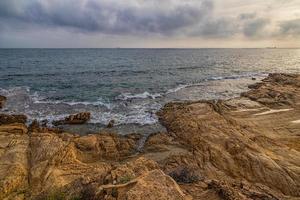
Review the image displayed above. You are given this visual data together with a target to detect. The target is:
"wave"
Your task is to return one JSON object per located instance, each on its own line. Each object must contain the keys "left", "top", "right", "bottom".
{"left": 24, "top": 103, "right": 161, "bottom": 127}
{"left": 117, "top": 91, "right": 162, "bottom": 100}
{"left": 166, "top": 72, "right": 268, "bottom": 94}
{"left": 32, "top": 97, "right": 113, "bottom": 109}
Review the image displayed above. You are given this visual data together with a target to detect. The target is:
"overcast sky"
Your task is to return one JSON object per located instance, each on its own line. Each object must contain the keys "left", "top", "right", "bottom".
{"left": 0, "top": 0, "right": 299, "bottom": 48}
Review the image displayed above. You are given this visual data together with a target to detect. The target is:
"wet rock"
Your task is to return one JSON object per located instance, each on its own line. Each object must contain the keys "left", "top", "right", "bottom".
{"left": 0, "top": 113, "right": 27, "bottom": 125}
{"left": 53, "top": 112, "right": 91, "bottom": 126}
{"left": 0, "top": 95, "right": 6, "bottom": 109}
{"left": 40, "top": 119, "right": 49, "bottom": 127}
{"left": 28, "top": 119, "right": 40, "bottom": 132}
{"left": 107, "top": 119, "right": 115, "bottom": 128}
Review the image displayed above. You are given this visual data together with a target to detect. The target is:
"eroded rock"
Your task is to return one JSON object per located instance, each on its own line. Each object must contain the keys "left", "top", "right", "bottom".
{"left": 53, "top": 112, "right": 91, "bottom": 126}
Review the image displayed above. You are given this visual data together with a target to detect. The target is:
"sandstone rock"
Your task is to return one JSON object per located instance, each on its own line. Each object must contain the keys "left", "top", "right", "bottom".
{"left": 242, "top": 73, "right": 300, "bottom": 107}
{"left": 124, "top": 169, "right": 191, "bottom": 200}
{"left": 74, "top": 132, "right": 138, "bottom": 161}
{"left": 98, "top": 157, "right": 191, "bottom": 200}
{"left": 0, "top": 95, "right": 6, "bottom": 109}
{"left": 158, "top": 74, "right": 300, "bottom": 199}
{"left": 108, "top": 157, "right": 159, "bottom": 184}
{"left": 0, "top": 124, "right": 28, "bottom": 200}
{"left": 0, "top": 114, "right": 27, "bottom": 125}
{"left": 53, "top": 112, "right": 91, "bottom": 126}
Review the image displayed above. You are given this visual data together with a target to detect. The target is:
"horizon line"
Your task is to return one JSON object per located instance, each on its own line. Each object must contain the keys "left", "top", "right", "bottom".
{"left": 0, "top": 47, "right": 299, "bottom": 49}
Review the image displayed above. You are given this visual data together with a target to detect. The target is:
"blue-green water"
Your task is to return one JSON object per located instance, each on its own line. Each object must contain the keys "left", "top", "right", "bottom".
{"left": 0, "top": 48, "right": 299, "bottom": 126}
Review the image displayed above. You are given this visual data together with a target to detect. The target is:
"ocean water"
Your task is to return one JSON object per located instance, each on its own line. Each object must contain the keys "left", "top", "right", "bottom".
{"left": 0, "top": 48, "right": 299, "bottom": 130}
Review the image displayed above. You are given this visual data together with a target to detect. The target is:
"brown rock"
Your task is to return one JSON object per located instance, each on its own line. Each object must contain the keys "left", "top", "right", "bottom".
{"left": 124, "top": 169, "right": 191, "bottom": 200}
{"left": 158, "top": 74, "right": 300, "bottom": 199}
{"left": 53, "top": 112, "right": 91, "bottom": 126}
{"left": 28, "top": 119, "right": 40, "bottom": 132}
{"left": 0, "top": 95, "right": 6, "bottom": 109}
{"left": 0, "top": 124, "right": 28, "bottom": 199}
{"left": 242, "top": 73, "right": 300, "bottom": 107}
{"left": 0, "top": 113, "right": 27, "bottom": 125}
{"left": 98, "top": 157, "right": 191, "bottom": 200}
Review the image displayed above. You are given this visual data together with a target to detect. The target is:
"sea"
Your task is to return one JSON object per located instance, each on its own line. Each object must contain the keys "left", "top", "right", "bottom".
{"left": 0, "top": 48, "right": 299, "bottom": 134}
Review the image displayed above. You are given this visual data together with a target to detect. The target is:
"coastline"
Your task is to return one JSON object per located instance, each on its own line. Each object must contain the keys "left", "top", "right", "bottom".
{"left": 0, "top": 74, "right": 266, "bottom": 135}
{"left": 0, "top": 73, "right": 300, "bottom": 199}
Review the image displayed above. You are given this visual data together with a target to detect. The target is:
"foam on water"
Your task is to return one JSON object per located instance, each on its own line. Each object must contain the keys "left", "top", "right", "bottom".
{"left": 117, "top": 92, "right": 162, "bottom": 100}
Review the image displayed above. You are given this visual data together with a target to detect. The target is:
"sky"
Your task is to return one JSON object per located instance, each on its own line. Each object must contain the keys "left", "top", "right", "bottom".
{"left": 0, "top": 0, "right": 299, "bottom": 48}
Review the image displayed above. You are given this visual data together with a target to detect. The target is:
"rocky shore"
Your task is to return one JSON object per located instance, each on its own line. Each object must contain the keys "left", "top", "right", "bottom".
{"left": 0, "top": 73, "right": 300, "bottom": 200}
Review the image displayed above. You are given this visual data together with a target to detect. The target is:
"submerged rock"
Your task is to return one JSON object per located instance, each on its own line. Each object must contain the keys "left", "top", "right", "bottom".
{"left": 53, "top": 112, "right": 91, "bottom": 126}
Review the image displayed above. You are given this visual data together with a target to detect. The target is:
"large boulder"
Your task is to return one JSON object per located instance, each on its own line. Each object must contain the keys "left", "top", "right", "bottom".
{"left": 53, "top": 112, "right": 91, "bottom": 126}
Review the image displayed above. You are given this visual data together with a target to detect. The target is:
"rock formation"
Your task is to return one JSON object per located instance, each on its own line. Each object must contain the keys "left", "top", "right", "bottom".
{"left": 0, "top": 113, "right": 27, "bottom": 125}
{"left": 53, "top": 112, "right": 91, "bottom": 126}
{"left": 0, "top": 95, "right": 6, "bottom": 109}
{"left": 0, "top": 73, "right": 299, "bottom": 200}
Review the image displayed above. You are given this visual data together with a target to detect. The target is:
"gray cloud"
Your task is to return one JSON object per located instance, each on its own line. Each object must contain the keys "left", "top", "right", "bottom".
{"left": 0, "top": 0, "right": 298, "bottom": 44}
{"left": 0, "top": 0, "right": 217, "bottom": 36}
{"left": 239, "top": 13, "right": 256, "bottom": 20}
{"left": 279, "top": 18, "right": 300, "bottom": 36}
{"left": 243, "top": 18, "right": 269, "bottom": 37}
{"left": 190, "top": 18, "right": 237, "bottom": 38}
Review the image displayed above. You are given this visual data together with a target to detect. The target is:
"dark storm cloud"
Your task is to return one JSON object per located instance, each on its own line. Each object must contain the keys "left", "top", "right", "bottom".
{"left": 279, "top": 18, "right": 300, "bottom": 36}
{"left": 0, "top": 0, "right": 216, "bottom": 36}
{"left": 1, "top": 0, "right": 296, "bottom": 40}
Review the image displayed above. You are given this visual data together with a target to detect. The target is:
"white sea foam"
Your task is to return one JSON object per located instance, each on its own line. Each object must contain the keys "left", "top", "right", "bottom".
{"left": 30, "top": 92, "right": 113, "bottom": 109}
{"left": 117, "top": 91, "right": 162, "bottom": 100}
{"left": 166, "top": 73, "right": 268, "bottom": 94}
